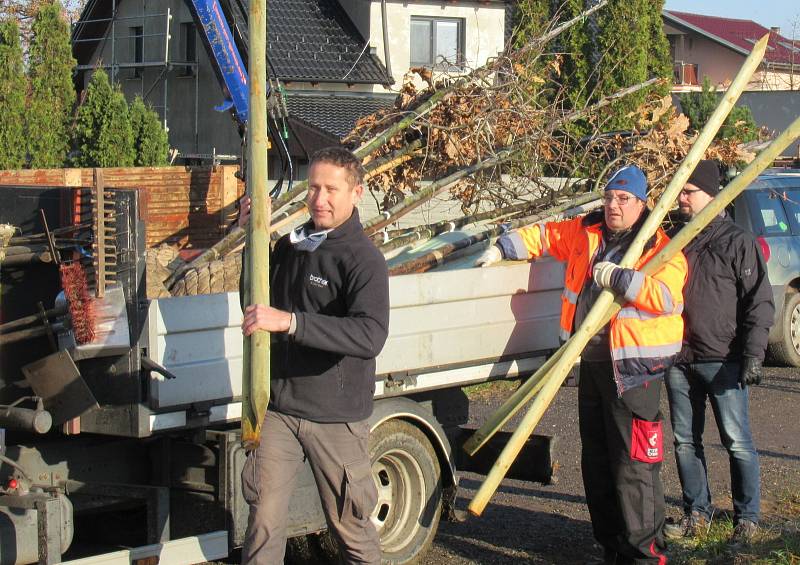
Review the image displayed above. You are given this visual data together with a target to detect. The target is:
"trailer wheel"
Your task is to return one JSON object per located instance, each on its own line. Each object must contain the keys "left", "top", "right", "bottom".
{"left": 768, "top": 292, "right": 800, "bottom": 367}
{"left": 370, "top": 419, "right": 442, "bottom": 564}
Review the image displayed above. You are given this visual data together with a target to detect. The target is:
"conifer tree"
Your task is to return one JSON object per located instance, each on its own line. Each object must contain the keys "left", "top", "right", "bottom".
{"left": 26, "top": 1, "right": 76, "bottom": 168}
{"left": 680, "top": 77, "right": 759, "bottom": 142}
{"left": 645, "top": 0, "right": 673, "bottom": 97}
{"left": 510, "top": 0, "right": 551, "bottom": 50}
{"left": 0, "top": 19, "right": 26, "bottom": 169}
{"left": 72, "top": 69, "right": 136, "bottom": 167}
{"left": 507, "top": 0, "right": 557, "bottom": 108}
{"left": 130, "top": 96, "right": 170, "bottom": 166}
{"left": 555, "top": 0, "right": 672, "bottom": 134}
{"left": 557, "top": 0, "right": 594, "bottom": 120}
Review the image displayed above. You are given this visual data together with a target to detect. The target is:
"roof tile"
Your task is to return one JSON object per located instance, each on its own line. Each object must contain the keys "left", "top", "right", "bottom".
{"left": 665, "top": 10, "right": 800, "bottom": 67}
{"left": 73, "top": 0, "right": 393, "bottom": 85}
{"left": 285, "top": 93, "right": 394, "bottom": 139}
{"left": 225, "top": 0, "right": 393, "bottom": 84}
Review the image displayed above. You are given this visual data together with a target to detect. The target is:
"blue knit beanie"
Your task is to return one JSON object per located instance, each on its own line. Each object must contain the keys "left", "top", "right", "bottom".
{"left": 605, "top": 165, "right": 648, "bottom": 201}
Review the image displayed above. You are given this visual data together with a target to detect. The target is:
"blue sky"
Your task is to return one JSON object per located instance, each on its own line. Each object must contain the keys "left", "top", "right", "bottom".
{"left": 664, "top": 1, "right": 800, "bottom": 39}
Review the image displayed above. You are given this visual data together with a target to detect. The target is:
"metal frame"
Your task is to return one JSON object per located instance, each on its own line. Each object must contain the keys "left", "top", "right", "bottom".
{"left": 0, "top": 492, "right": 63, "bottom": 564}
{"left": 73, "top": 4, "right": 197, "bottom": 143}
{"left": 64, "top": 480, "right": 170, "bottom": 544}
{"left": 60, "top": 531, "right": 228, "bottom": 565}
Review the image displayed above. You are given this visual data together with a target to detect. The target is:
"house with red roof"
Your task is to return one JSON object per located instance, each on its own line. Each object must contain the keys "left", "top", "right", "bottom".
{"left": 663, "top": 10, "right": 800, "bottom": 92}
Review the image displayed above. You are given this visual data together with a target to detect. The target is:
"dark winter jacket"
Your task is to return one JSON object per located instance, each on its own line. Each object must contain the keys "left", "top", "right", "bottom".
{"left": 671, "top": 214, "right": 774, "bottom": 363}
{"left": 254, "top": 209, "right": 390, "bottom": 423}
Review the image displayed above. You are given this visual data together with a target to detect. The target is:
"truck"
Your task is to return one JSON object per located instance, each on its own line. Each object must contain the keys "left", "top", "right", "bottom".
{"left": 4, "top": 169, "right": 800, "bottom": 564}
{"left": 0, "top": 181, "right": 564, "bottom": 564}
{"left": 2, "top": 0, "right": 796, "bottom": 560}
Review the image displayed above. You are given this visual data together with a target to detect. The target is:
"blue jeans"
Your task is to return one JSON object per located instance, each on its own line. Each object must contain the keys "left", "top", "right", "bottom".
{"left": 665, "top": 361, "right": 760, "bottom": 523}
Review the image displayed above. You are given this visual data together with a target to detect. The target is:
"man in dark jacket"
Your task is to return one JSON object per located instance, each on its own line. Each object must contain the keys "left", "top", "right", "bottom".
{"left": 664, "top": 160, "right": 774, "bottom": 545}
{"left": 238, "top": 147, "right": 390, "bottom": 564}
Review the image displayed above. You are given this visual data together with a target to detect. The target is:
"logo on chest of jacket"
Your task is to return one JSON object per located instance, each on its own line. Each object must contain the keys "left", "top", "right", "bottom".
{"left": 309, "top": 273, "right": 329, "bottom": 288}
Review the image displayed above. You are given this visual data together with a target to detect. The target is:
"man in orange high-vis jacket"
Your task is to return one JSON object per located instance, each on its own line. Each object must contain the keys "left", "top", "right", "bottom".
{"left": 477, "top": 165, "right": 687, "bottom": 565}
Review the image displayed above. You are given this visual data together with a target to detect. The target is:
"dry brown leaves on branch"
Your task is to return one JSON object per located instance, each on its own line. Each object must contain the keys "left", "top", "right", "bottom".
{"left": 345, "top": 59, "right": 566, "bottom": 211}
{"left": 345, "top": 49, "right": 757, "bottom": 215}
{"left": 584, "top": 99, "right": 756, "bottom": 204}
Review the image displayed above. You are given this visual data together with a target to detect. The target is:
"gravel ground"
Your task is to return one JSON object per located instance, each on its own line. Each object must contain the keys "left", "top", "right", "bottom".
{"left": 421, "top": 366, "right": 800, "bottom": 564}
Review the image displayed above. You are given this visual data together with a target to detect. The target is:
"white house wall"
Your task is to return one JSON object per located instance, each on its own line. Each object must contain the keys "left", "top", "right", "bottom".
{"left": 340, "top": 0, "right": 506, "bottom": 88}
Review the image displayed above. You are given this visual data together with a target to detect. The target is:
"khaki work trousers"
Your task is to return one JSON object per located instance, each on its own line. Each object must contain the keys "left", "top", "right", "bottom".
{"left": 240, "top": 410, "right": 381, "bottom": 564}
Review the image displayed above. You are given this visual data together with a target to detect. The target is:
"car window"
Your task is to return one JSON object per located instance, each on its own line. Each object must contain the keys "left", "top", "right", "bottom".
{"left": 747, "top": 190, "right": 791, "bottom": 236}
{"left": 777, "top": 189, "right": 800, "bottom": 235}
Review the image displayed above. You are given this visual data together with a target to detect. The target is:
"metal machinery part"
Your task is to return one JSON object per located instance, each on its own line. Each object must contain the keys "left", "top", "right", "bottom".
{"left": 0, "top": 403, "right": 52, "bottom": 435}
{"left": 0, "top": 185, "right": 145, "bottom": 562}
{"left": 0, "top": 490, "right": 74, "bottom": 565}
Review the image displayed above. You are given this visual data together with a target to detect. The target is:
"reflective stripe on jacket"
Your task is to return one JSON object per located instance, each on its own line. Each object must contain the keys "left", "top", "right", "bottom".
{"left": 499, "top": 215, "right": 687, "bottom": 393}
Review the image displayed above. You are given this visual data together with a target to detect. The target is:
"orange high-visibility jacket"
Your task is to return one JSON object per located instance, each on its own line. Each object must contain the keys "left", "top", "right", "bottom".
{"left": 498, "top": 212, "right": 688, "bottom": 393}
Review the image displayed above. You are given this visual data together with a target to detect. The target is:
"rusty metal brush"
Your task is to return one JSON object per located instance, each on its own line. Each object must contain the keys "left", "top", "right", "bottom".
{"left": 39, "top": 209, "right": 97, "bottom": 345}
{"left": 59, "top": 262, "right": 97, "bottom": 344}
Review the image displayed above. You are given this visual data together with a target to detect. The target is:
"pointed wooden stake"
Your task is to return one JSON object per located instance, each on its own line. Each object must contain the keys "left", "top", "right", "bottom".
{"left": 242, "top": 0, "right": 270, "bottom": 449}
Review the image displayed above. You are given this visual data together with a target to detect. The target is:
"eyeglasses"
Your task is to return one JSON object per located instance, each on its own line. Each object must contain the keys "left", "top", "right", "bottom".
{"left": 679, "top": 188, "right": 703, "bottom": 197}
{"left": 603, "top": 194, "right": 633, "bottom": 205}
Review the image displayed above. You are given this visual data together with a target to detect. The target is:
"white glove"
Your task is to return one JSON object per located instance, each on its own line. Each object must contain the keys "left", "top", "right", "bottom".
{"left": 475, "top": 246, "right": 502, "bottom": 267}
{"left": 593, "top": 261, "right": 619, "bottom": 288}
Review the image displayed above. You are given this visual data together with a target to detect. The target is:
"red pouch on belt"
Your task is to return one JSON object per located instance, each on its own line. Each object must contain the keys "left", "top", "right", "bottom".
{"left": 630, "top": 418, "right": 663, "bottom": 463}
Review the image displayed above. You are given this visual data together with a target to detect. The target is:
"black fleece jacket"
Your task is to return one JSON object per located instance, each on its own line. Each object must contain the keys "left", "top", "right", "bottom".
{"left": 255, "top": 209, "right": 390, "bottom": 422}
{"left": 670, "top": 214, "right": 774, "bottom": 363}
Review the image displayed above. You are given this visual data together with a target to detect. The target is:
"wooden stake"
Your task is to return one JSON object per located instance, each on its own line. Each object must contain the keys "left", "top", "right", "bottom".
{"left": 387, "top": 191, "right": 601, "bottom": 274}
{"left": 242, "top": 0, "right": 270, "bottom": 449}
{"left": 363, "top": 150, "right": 517, "bottom": 235}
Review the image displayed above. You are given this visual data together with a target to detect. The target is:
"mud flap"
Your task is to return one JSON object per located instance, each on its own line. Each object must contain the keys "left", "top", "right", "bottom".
{"left": 453, "top": 427, "right": 557, "bottom": 485}
{"left": 22, "top": 350, "right": 98, "bottom": 425}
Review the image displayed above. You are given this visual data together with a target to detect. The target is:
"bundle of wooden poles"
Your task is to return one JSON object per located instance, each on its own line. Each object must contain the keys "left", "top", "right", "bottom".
{"left": 195, "top": 2, "right": 797, "bottom": 452}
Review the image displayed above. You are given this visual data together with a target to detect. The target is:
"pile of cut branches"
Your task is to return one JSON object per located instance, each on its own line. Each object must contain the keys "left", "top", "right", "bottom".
{"left": 580, "top": 96, "right": 757, "bottom": 205}
{"left": 344, "top": 62, "right": 753, "bottom": 216}
{"left": 345, "top": 55, "right": 569, "bottom": 212}
{"left": 160, "top": 1, "right": 765, "bottom": 294}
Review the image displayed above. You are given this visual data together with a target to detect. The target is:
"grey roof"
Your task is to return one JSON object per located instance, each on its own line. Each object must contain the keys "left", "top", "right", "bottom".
{"left": 285, "top": 93, "right": 395, "bottom": 139}
{"left": 224, "top": 0, "right": 393, "bottom": 85}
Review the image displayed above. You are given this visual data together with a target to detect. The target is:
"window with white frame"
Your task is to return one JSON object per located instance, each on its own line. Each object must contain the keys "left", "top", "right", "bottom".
{"left": 410, "top": 17, "right": 464, "bottom": 69}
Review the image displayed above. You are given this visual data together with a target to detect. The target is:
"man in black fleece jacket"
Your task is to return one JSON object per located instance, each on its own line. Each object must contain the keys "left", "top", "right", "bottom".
{"left": 664, "top": 160, "right": 774, "bottom": 546}
{"left": 238, "top": 147, "right": 389, "bottom": 564}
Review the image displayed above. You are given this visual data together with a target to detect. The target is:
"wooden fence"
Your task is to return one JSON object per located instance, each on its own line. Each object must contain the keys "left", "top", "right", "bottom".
{"left": 0, "top": 166, "right": 244, "bottom": 249}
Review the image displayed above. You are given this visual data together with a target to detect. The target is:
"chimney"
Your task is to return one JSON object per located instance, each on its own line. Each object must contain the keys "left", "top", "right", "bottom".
{"left": 770, "top": 26, "right": 781, "bottom": 35}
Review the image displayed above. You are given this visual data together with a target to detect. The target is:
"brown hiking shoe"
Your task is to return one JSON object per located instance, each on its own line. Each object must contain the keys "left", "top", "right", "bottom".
{"left": 664, "top": 511, "right": 709, "bottom": 539}
{"left": 730, "top": 520, "right": 758, "bottom": 545}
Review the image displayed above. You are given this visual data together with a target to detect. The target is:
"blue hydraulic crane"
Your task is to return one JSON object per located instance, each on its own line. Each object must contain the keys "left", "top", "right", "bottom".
{"left": 188, "top": 0, "right": 250, "bottom": 126}
{"left": 187, "top": 0, "right": 293, "bottom": 195}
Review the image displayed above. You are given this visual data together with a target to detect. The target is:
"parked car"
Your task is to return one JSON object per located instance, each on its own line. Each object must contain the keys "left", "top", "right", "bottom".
{"left": 732, "top": 170, "right": 800, "bottom": 366}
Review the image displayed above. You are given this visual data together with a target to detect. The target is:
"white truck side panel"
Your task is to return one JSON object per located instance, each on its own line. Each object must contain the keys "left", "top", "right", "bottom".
{"left": 147, "top": 259, "right": 564, "bottom": 409}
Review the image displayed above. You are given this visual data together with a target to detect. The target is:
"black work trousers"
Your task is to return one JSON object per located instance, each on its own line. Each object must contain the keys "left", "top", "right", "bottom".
{"left": 579, "top": 361, "right": 667, "bottom": 564}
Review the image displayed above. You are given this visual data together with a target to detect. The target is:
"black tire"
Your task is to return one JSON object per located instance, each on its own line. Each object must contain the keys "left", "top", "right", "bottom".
{"left": 370, "top": 419, "right": 442, "bottom": 565}
{"left": 768, "top": 292, "right": 800, "bottom": 367}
